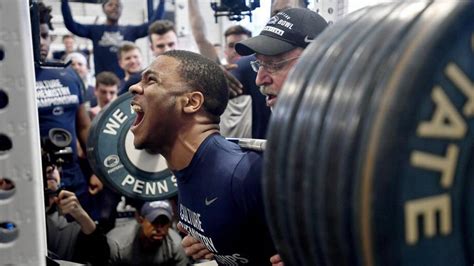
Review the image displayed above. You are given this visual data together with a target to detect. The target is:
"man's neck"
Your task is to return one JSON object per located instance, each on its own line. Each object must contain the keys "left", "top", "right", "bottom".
{"left": 105, "top": 19, "right": 118, "bottom": 26}
{"left": 164, "top": 119, "right": 220, "bottom": 171}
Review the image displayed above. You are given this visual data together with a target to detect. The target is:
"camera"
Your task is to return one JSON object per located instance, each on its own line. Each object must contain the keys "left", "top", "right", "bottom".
{"left": 41, "top": 128, "right": 73, "bottom": 199}
{"left": 210, "top": 0, "right": 260, "bottom": 22}
{"left": 41, "top": 128, "right": 73, "bottom": 169}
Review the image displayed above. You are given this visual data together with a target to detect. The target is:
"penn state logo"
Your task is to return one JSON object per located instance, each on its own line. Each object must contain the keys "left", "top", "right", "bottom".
{"left": 52, "top": 106, "right": 64, "bottom": 116}
{"left": 104, "top": 155, "right": 120, "bottom": 168}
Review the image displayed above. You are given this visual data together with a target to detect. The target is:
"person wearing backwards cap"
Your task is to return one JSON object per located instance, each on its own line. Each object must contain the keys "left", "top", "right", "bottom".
{"left": 106, "top": 200, "right": 188, "bottom": 265}
{"left": 180, "top": 7, "right": 328, "bottom": 266}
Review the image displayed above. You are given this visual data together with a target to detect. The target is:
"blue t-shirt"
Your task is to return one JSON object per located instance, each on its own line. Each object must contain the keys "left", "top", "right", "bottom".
{"left": 35, "top": 66, "right": 86, "bottom": 193}
{"left": 61, "top": 0, "right": 164, "bottom": 78}
{"left": 119, "top": 72, "right": 142, "bottom": 95}
{"left": 83, "top": 84, "right": 97, "bottom": 108}
{"left": 175, "top": 134, "right": 276, "bottom": 265}
{"left": 231, "top": 55, "right": 271, "bottom": 139}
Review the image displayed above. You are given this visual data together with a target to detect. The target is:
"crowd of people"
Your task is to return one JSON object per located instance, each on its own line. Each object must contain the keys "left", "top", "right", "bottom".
{"left": 33, "top": 0, "right": 329, "bottom": 265}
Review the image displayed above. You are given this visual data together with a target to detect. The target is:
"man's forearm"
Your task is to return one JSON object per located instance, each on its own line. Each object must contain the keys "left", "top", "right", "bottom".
{"left": 149, "top": 0, "right": 166, "bottom": 22}
{"left": 75, "top": 211, "right": 96, "bottom": 235}
{"left": 61, "top": 0, "right": 89, "bottom": 37}
{"left": 188, "top": 0, "right": 219, "bottom": 61}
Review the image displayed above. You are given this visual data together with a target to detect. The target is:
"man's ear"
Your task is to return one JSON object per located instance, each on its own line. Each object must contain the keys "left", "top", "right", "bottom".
{"left": 136, "top": 213, "right": 144, "bottom": 224}
{"left": 183, "top": 91, "right": 204, "bottom": 114}
{"left": 118, "top": 58, "right": 125, "bottom": 69}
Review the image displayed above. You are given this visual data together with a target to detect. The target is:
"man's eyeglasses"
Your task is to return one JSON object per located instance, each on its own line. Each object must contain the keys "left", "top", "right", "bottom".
{"left": 250, "top": 56, "right": 300, "bottom": 73}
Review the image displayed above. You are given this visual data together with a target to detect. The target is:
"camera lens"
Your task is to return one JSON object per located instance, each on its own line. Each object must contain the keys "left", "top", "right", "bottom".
{"left": 48, "top": 128, "right": 72, "bottom": 148}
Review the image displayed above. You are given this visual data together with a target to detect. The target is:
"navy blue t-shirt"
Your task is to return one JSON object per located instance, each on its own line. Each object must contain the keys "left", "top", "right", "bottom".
{"left": 118, "top": 72, "right": 142, "bottom": 95}
{"left": 175, "top": 134, "right": 275, "bottom": 265}
{"left": 61, "top": 0, "right": 164, "bottom": 78}
{"left": 35, "top": 66, "right": 87, "bottom": 194}
{"left": 231, "top": 55, "right": 271, "bottom": 139}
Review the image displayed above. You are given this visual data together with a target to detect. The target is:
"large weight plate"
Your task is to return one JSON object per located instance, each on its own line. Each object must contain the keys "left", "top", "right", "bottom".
{"left": 310, "top": 3, "right": 406, "bottom": 265}
{"left": 262, "top": 31, "right": 322, "bottom": 266}
{"left": 297, "top": 4, "right": 401, "bottom": 265}
{"left": 285, "top": 4, "right": 394, "bottom": 265}
{"left": 263, "top": 8, "right": 367, "bottom": 265}
{"left": 354, "top": 1, "right": 474, "bottom": 265}
{"left": 318, "top": 2, "right": 430, "bottom": 265}
{"left": 87, "top": 92, "right": 177, "bottom": 201}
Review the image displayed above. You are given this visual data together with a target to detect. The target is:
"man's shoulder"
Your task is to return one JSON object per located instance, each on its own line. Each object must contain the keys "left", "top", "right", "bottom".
{"left": 107, "top": 220, "right": 139, "bottom": 245}
{"left": 236, "top": 147, "right": 263, "bottom": 168}
{"left": 215, "top": 135, "right": 263, "bottom": 163}
{"left": 35, "top": 66, "right": 80, "bottom": 84}
{"left": 204, "top": 135, "right": 262, "bottom": 165}
{"left": 166, "top": 228, "right": 183, "bottom": 248}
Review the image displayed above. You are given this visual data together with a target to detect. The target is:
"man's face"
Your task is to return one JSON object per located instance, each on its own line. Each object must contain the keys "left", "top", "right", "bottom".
{"left": 224, "top": 33, "right": 249, "bottom": 64}
{"left": 63, "top": 37, "right": 75, "bottom": 53}
{"left": 70, "top": 58, "right": 88, "bottom": 79}
{"left": 140, "top": 215, "right": 171, "bottom": 244}
{"left": 119, "top": 48, "right": 142, "bottom": 76}
{"left": 39, "top": 23, "right": 51, "bottom": 61}
{"left": 150, "top": 31, "right": 178, "bottom": 57}
{"left": 103, "top": 0, "right": 123, "bottom": 22}
{"left": 129, "top": 56, "right": 187, "bottom": 153}
{"left": 255, "top": 48, "right": 303, "bottom": 109}
{"left": 95, "top": 83, "right": 118, "bottom": 108}
{"left": 45, "top": 165, "right": 61, "bottom": 207}
{"left": 46, "top": 165, "right": 61, "bottom": 192}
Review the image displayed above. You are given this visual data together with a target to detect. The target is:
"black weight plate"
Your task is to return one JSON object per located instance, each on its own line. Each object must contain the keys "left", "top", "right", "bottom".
{"left": 294, "top": 4, "right": 400, "bottom": 265}
{"left": 262, "top": 10, "right": 359, "bottom": 266}
{"left": 463, "top": 150, "right": 474, "bottom": 263}
{"left": 87, "top": 92, "right": 177, "bottom": 201}
{"left": 317, "top": 2, "right": 430, "bottom": 265}
{"left": 263, "top": 8, "right": 368, "bottom": 265}
{"left": 282, "top": 5, "right": 381, "bottom": 266}
{"left": 262, "top": 27, "right": 326, "bottom": 266}
{"left": 282, "top": 8, "right": 368, "bottom": 266}
{"left": 353, "top": 2, "right": 474, "bottom": 265}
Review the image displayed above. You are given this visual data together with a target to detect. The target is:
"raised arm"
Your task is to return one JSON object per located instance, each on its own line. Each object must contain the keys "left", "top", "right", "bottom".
{"left": 187, "top": 0, "right": 219, "bottom": 61}
{"left": 130, "top": 0, "right": 166, "bottom": 39}
{"left": 76, "top": 103, "right": 91, "bottom": 152}
{"left": 61, "top": 0, "right": 92, "bottom": 38}
{"left": 187, "top": 0, "right": 243, "bottom": 96}
{"left": 149, "top": 0, "right": 166, "bottom": 22}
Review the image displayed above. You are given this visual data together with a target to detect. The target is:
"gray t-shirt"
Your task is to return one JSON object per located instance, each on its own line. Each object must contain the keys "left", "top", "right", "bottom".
{"left": 107, "top": 221, "right": 188, "bottom": 266}
{"left": 46, "top": 210, "right": 81, "bottom": 261}
{"left": 219, "top": 95, "right": 252, "bottom": 138}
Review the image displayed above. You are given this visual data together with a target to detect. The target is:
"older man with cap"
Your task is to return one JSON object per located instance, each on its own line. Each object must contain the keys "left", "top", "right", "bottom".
{"left": 235, "top": 7, "right": 328, "bottom": 111}
{"left": 107, "top": 200, "right": 188, "bottom": 265}
{"left": 180, "top": 8, "right": 328, "bottom": 266}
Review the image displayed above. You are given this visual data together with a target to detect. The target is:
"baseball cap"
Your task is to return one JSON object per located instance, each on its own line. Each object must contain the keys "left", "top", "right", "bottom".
{"left": 235, "top": 8, "right": 328, "bottom": 56}
{"left": 140, "top": 200, "right": 173, "bottom": 223}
